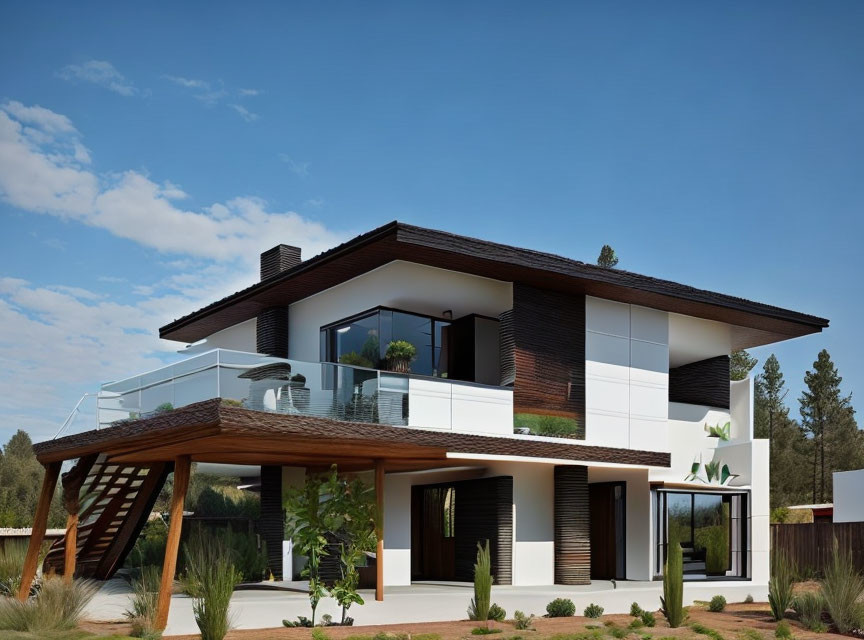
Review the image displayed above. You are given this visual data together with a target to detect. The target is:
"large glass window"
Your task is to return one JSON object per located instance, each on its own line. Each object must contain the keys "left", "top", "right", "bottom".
{"left": 321, "top": 307, "right": 451, "bottom": 378}
{"left": 655, "top": 490, "right": 747, "bottom": 581}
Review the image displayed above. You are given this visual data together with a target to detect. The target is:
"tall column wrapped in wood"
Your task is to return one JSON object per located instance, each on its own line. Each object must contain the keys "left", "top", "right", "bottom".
{"left": 554, "top": 465, "right": 590, "bottom": 585}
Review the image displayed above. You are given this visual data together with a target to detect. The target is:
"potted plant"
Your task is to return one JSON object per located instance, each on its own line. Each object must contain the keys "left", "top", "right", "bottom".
{"left": 385, "top": 340, "right": 416, "bottom": 373}
{"left": 289, "top": 373, "right": 310, "bottom": 412}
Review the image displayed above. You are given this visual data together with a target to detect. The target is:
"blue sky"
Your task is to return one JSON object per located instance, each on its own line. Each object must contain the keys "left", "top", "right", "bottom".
{"left": 1, "top": 1, "right": 861, "bottom": 443}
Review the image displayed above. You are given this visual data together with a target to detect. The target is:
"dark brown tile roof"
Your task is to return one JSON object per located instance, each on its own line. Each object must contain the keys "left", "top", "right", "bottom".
{"left": 158, "top": 221, "right": 828, "bottom": 346}
{"left": 34, "top": 399, "right": 670, "bottom": 468}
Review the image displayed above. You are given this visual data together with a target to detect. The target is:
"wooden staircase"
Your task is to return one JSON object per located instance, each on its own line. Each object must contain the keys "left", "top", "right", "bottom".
{"left": 43, "top": 455, "right": 171, "bottom": 580}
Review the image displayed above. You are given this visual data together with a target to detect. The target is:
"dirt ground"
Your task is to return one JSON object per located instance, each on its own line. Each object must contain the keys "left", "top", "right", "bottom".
{"left": 80, "top": 602, "right": 853, "bottom": 640}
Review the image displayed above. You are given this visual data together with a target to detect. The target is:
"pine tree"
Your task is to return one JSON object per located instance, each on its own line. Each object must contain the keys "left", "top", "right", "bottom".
{"left": 730, "top": 350, "right": 758, "bottom": 381}
{"left": 799, "top": 350, "right": 860, "bottom": 503}
{"left": 597, "top": 245, "right": 619, "bottom": 268}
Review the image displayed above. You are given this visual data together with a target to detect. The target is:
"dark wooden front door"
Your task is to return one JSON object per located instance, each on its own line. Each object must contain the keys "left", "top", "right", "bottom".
{"left": 589, "top": 482, "right": 626, "bottom": 580}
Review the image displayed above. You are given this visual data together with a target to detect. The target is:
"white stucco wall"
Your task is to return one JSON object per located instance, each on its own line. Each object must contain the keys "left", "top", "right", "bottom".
{"left": 288, "top": 261, "right": 513, "bottom": 362}
{"left": 668, "top": 313, "right": 731, "bottom": 368}
{"left": 585, "top": 297, "right": 669, "bottom": 452}
{"left": 833, "top": 469, "right": 864, "bottom": 523}
{"left": 199, "top": 318, "right": 257, "bottom": 352}
{"left": 651, "top": 403, "right": 732, "bottom": 482}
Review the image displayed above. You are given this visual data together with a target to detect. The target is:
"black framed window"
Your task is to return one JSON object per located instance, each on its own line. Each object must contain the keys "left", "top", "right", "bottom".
{"left": 654, "top": 489, "right": 748, "bottom": 581}
{"left": 320, "top": 307, "right": 451, "bottom": 378}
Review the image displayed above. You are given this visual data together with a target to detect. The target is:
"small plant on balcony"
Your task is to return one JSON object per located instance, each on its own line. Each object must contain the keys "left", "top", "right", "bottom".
{"left": 154, "top": 402, "right": 174, "bottom": 414}
{"left": 338, "top": 351, "right": 374, "bottom": 368}
{"left": 289, "top": 373, "right": 306, "bottom": 386}
{"left": 385, "top": 340, "right": 417, "bottom": 373}
{"left": 704, "top": 421, "right": 731, "bottom": 440}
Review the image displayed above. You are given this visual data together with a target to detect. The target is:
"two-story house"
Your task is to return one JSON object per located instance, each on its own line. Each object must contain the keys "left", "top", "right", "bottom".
{"left": 23, "top": 222, "right": 828, "bottom": 628}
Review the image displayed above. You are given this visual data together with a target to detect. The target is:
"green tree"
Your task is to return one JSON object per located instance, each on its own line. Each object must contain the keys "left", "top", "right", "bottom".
{"left": 799, "top": 350, "right": 861, "bottom": 503}
{"left": 730, "top": 350, "right": 758, "bottom": 381}
{"left": 0, "top": 430, "right": 65, "bottom": 528}
{"left": 596, "top": 244, "right": 619, "bottom": 268}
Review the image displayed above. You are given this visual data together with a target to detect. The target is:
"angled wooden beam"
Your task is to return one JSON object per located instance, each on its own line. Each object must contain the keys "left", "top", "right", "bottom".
{"left": 18, "top": 461, "right": 61, "bottom": 600}
{"left": 60, "top": 454, "right": 97, "bottom": 583}
{"left": 375, "top": 458, "right": 384, "bottom": 602}
{"left": 155, "top": 455, "right": 191, "bottom": 631}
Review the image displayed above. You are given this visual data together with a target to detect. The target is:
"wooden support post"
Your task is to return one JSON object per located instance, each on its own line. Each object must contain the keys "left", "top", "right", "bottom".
{"left": 155, "top": 456, "right": 191, "bottom": 631}
{"left": 375, "top": 459, "right": 384, "bottom": 602}
{"left": 63, "top": 512, "right": 78, "bottom": 584}
{"left": 17, "top": 461, "right": 61, "bottom": 600}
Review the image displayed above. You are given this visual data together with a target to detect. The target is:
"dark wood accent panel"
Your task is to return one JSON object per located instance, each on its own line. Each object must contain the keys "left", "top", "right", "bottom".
{"left": 512, "top": 284, "right": 585, "bottom": 426}
{"left": 589, "top": 482, "right": 626, "bottom": 581}
{"left": 669, "top": 355, "right": 730, "bottom": 409}
{"left": 448, "top": 315, "right": 477, "bottom": 383}
{"left": 498, "top": 310, "right": 515, "bottom": 386}
{"left": 256, "top": 307, "right": 289, "bottom": 358}
{"left": 260, "top": 245, "right": 301, "bottom": 280}
{"left": 259, "top": 465, "right": 284, "bottom": 579}
{"left": 453, "top": 476, "right": 513, "bottom": 585}
{"left": 554, "top": 465, "right": 590, "bottom": 585}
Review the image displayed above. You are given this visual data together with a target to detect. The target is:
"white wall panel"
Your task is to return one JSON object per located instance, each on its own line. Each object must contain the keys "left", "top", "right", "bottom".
{"left": 585, "top": 297, "right": 630, "bottom": 337}
{"left": 631, "top": 306, "right": 669, "bottom": 345}
{"left": 833, "top": 470, "right": 864, "bottom": 523}
{"left": 407, "top": 378, "right": 452, "bottom": 430}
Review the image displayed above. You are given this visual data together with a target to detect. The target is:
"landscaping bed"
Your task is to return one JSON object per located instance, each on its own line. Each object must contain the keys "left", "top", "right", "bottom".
{"left": 156, "top": 602, "right": 853, "bottom": 640}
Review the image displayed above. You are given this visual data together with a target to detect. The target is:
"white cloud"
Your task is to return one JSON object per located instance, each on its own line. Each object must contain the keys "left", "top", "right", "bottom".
{"left": 229, "top": 104, "right": 259, "bottom": 122}
{"left": 239, "top": 88, "right": 262, "bottom": 97}
{"left": 278, "top": 154, "right": 310, "bottom": 178}
{"left": 0, "top": 101, "right": 347, "bottom": 443}
{"left": 0, "top": 102, "right": 341, "bottom": 261}
{"left": 162, "top": 75, "right": 209, "bottom": 90}
{"left": 162, "top": 75, "right": 228, "bottom": 106}
{"left": 57, "top": 60, "right": 137, "bottom": 96}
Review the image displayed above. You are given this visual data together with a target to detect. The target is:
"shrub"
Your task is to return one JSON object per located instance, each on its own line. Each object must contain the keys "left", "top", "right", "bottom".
{"left": 546, "top": 598, "right": 576, "bottom": 617}
{"left": 768, "top": 550, "right": 795, "bottom": 621}
{"left": 791, "top": 591, "right": 825, "bottom": 632}
{"left": 630, "top": 602, "right": 645, "bottom": 617}
{"left": 188, "top": 533, "right": 241, "bottom": 640}
{"left": 512, "top": 610, "right": 534, "bottom": 630}
{"left": 641, "top": 611, "right": 656, "bottom": 627}
{"left": 628, "top": 618, "right": 644, "bottom": 629}
{"left": 691, "top": 622, "right": 725, "bottom": 640}
{"left": 488, "top": 603, "right": 506, "bottom": 622}
{"left": 312, "top": 628, "right": 331, "bottom": 640}
{"left": 125, "top": 565, "right": 162, "bottom": 638}
{"left": 584, "top": 603, "right": 604, "bottom": 619}
{"left": 821, "top": 538, "right": 864, "bottom": 634}
{"left": 708, "top": 595, "right": 727, "bottom": 613}
{"left": 610, "top": 627, "right": 628, "bottom": 639}
{"left": 513, "top": 413, "right": 582, "bottom": 438}
{"left": 0, "top": 576, "right": 99, "bottom": 633}
{"left": 774, "top": 621, "right": 791, "bottom": 639}
{"left": 471, "top": 628, "right": 503, "bottom": 635}
{"left": 661, "top": 541, "right": 684, "bottom": 628}
{"left": 739, "top": 630, "right": 763, "bottom": 640}
{"left": 0, "top": 539, "right": 28, "bottom": 597}
{"left": 127, "top": 520, "right": 168, "bottom": 570}
{"left": 744, "top": 594, "right": 754, "bottom": 604}
{"left": 467, "top": 541, "right": 493, "bottom": 623}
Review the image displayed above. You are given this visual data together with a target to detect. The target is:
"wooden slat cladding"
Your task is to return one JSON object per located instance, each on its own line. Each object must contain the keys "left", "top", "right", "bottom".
{"left": 512, "top": 284, "right": 585, "bottom": 426}
{"left": 256, "top": 307, "right": 289, "bottom": 358}
{"left": 554, "top": 465, "right": 590, "bottom": 585}
{"left": 259, "top": 465, "right": 285, "bottom": 579}
{"left": 498, "top": 310, "right": 515, "bottom": 386}
{"left": 669, "top": 355, "right": 730, "bottom": 409}
{"left": 772, "top": 522, "right": 864, "bottom": 575}
{"left": 453, "top": 476, "right": 513, "bottom": 585}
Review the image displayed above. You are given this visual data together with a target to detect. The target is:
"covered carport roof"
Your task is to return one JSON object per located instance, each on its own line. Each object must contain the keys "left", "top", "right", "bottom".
{"left": 34, "top": 399, "right": 670, "bottom": 470}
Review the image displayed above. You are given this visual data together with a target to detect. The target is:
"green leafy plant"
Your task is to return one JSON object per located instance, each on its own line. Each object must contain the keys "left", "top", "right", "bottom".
{"left": 545, "top": 598, "right": 576, "bottom": 617}
{"left": 512, "top": 413, "right": 583, "bottom": 439}
{"left": 471, "top": 628, "right": 503, "bottom": 635}
{"left": 154, "top": 402, "right": 174, "bottom": 413}
{"left": 628, "top": 618, "right": 644, "bottom": 629}
{"left": 610, "top": 626, "right": 628, "bottom": 639}
{"left": 385, "top": 340, "right": 417, "bottom": 372}
{"left": 512, "top": 610, "right": 534, "bottom": 630}
{"left": 660, "top": 540, "right": 684, "bottom": 628}
{"left": 584, "top": 603, "right": 604, "bottom": 618}
{"left": 468, "top": 540, "right": 493, "bottom": 626}
{"left": 744, "top": 594, "right": 754, "bottom": 604}
{"left": 312, "top": 627, "right": 332, "bottom": 640}
{"left": 774, "top": 621, "right": 792, "bottom": 639}
{"left": 641, "top": 611, "right": 656, "bottom": 627}
{"left": 0, "top": 576, "right": 99, "bottom": 633}
{"left": 488, "top": 603, "right": 506, "bottom": 622}
{"left": 704, "top": 421, "right": 731, "bottom": 440}
{"left": 821, "top": 538, "right": 864, "bottom": 634}
{"left": 768, "top": 550, "right": 796, "bottom": 621}
{"left": 708, "top": 595, "right": 727, "bottom": 613}
{"left": 739, "top": 630, "right": 763, "bottom": 640}
{"left": 792, "top": 591, "right": 826, "bottom": 632}
{"left": 125, "top": 565, "right": 162, "bottom": 638}
{"left": 630, "top": 602, "right": 645, "bottom": 617}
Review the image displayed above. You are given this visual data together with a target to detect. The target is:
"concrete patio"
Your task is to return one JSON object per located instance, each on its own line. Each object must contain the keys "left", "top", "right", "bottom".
{"left": 85, "top": 577, "right": 768, "bottom": 637}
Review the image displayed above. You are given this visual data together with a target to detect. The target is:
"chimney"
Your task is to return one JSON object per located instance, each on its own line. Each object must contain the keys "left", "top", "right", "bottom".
{"left": 260, "top": 244, "right": 301, "bottom": 280}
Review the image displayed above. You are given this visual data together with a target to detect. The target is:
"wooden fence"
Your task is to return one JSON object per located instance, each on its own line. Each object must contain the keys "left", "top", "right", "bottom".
{"left": 771, "top": 522, "right": 864, "bottom": 576}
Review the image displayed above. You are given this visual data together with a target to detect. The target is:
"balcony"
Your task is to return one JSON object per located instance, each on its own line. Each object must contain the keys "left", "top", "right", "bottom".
{"left": 98, "top": 349, "right": 513, "bottom": 436}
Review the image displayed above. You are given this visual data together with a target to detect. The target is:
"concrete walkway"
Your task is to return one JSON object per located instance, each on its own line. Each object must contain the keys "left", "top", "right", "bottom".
{"left": 85, "top": 578, "right": 768, "bottom": 637}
